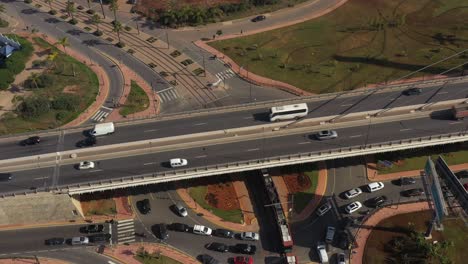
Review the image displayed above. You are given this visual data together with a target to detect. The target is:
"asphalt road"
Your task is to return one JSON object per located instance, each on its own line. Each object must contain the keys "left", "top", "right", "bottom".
{"left": 0, "top": 79, "right": 466, "bottom": 161}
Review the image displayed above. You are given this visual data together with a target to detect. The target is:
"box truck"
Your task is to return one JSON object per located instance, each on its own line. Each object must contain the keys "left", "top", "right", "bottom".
{"left": 90, "top": 122, "right": 115, "bottom": 136}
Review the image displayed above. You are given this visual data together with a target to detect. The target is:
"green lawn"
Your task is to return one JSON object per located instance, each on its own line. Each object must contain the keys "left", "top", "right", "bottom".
{"left": 81, "top": 198, "right": 117, "bottom": 216}
{"left": 0, "top": 37, "right": 99, "bottom": 135}
{"left": 442, "top": 218, "right": 468, "bottom": 264}
{"left": 135, "top": 255, "right": 182, "bottom": 264}
{"left": 375, "top": 144, "right": 468, "bottom": 174}
{"left": 188, "top": 185, "right": 243, "bottom": 224}
{"left": 120, "top": 80, "right": 150, "bottom": 116}
{"left": 209, "top": 0, "right": 468, "bottom": 93}
{"left": 282, "top": 163, "right": 319, "bottom": 214}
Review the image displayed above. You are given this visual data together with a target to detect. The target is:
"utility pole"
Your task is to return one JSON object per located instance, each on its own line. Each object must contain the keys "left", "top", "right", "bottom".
{"left": 165, "top": 30, "right": 169, "bottom": 49}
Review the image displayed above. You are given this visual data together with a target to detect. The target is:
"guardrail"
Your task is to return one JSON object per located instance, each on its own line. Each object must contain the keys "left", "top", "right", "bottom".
{"left": 1, "top": 75, "right": 467, "bottom": 142}
{"left": 54, "top": 131, "right": 468, "bottom": 195}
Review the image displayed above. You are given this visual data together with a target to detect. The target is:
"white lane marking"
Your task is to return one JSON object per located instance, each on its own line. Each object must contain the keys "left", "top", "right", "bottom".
{"left": 144, "top": 162, "right": 155, "bottom": 165}
{"left": 195, "top": 155, "right": 207, "bottom": 158}
{"left": 243, "top": 116, "right": 252, "bottom": 119}
{"left": 89, "top": 169, "right": 103, "bottom": 173}
{"left": 449, "top": 121, "right": 462, "bottom": 125}
{"left": 400, "top": 128, "right": 412, "bottom": 131}
{"left": 298, "top": 142, "right": 310, "bottom": 145}
{"left": 246, "top": 148, "right": 260, "bottom": 152}
{"left": 350, "top": 135, "right": 362, "bottom": 138}
{"left": 341, "top": 104, "right": 353, "bottom": 107}
{"left": 144, "top": 129, "right": 158, "bottom": 133}
{"left": 34, "top": 177, "right": 49, "bottom": 180}
{"left": 389, "top": 98, "right": 395, "bottom": 100}
{"left": 101, "top": 106, "right": 113, "bottom": 111}
{"left": 193, "top": 122, "right": 207, "bottom": 126}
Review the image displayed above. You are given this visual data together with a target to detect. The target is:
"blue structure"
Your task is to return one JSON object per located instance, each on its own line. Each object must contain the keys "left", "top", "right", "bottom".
{"left": 0, "top": 34, "right": 21, "bottom": 61}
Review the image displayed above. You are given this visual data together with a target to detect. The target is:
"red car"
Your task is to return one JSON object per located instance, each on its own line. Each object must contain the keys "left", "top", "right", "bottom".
{"left": 463, "top": 183, "right": 468, "bottom": 191}
{"left": 234, "top": 256, "right": 253, "bottom": 264}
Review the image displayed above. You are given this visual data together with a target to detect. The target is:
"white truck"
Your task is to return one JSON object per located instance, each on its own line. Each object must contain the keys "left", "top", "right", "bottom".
{"left": 90, "top": 122, "right": 115, "bottom": 137}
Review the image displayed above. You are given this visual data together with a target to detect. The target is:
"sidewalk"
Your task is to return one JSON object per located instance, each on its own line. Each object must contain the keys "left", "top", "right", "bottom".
{"left": 350, "top": 202, "right": 430, "bottom": 264}
{"left": 103, "top": 242, "right": 198, "bottom": 264}
{"left": 232, "top": 175, "right": 258, "bottom": 226}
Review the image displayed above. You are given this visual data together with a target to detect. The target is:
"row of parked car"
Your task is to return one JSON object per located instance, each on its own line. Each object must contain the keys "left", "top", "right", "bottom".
{"left": 45, "top": 224, "right": 110, "bottom": 246}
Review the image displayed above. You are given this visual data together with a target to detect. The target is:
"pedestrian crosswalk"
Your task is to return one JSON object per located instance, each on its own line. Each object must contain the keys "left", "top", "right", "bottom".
{"left": 157, "top": 87, "right": 179, "bottom": 103}
{"left": 90, "top": 107, "right": 112, "bottom": 123}
{"left": 215, "top": 69, "right": 236, "bottom": 81}
{"left": 116, "top": 219, "right": 135, "bottom": 244}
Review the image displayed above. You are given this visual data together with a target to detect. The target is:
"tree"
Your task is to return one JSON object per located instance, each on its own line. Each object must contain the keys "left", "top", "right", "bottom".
{"left": 98, "top": 0, "right": 105, "bottom": 19}
{"left": 65, "top": 1, "right": 76, "bottom": 20}
{"left": 108, "top": 0, "right": 119, "bottom": 21}
{"left": 28, "top": 72, "right": 40, "bottom": 89}
{"left": 112, "top": 20, "right": 123, "bottom": 44}
{"left": 0, "top": 4, "right": 6, "bottom": 13}
{"left": 46, "top": 51, "right": 59, "bottom": 70}
{"left": 56, "top": 37, "right": 69, "bottom": 54}
{"left": 91, "top": 14, "right": 101, "bottom": 32}
{"left": 86, "top": 0, "right": 91, "bottom": 9}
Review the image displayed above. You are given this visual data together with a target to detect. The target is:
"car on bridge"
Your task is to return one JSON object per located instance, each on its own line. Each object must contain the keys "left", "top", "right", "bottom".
{"left": 20, "top": 136, "right": 40, "bottom": 146}
{"left": 78, "top": 161, "right": 95, "bottom": 170}
{"left": 314, "top": 130, "right": 338, "bottom": 140}
{"left": 345, "top": 201, "right": 362, "bottom": 214}
{"left": 170, "top": 158, "right": 188, "bottom": 168}
{"left": 402, "top": 87, "right": 422, "bottom": 96}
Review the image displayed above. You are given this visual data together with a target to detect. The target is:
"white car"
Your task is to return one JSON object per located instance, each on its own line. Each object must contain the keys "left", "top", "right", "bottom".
{"left": 71, "top": 236, "right": 89, "bottom": 245}
{"left": 78, "top": 161, "right": 95, "bottom": 170}
{"left": 316, "top": 202, "right": 332, "bottom": 216}
{"left": 315, "top": 130, "right": 338, "bottom": 140}
{"left": 344, "top": 188, "right": 362, "bottom": 199}
{"left": 193, "top": 225, "right": 212, "bottom": 236}
{"left": 367, "top": 182, "right": 385, "bottom": 192}
{"left": 345, "top": 201, "right": 362, "bottom": 214}
{"left": 170, "top": 158, "right": 188, "bottom": 168}
{"left": 174, "top": 203, "right": 188, "bottom": 217}
{"left": 240, "top": 232, "right": 259, "bottom": 241}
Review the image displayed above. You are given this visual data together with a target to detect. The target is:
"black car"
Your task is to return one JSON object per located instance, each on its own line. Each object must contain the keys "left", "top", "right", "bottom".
{"left": 251, "top": 15, "right": 266, "bottom": 22}
{"left": 367, "top": 195, "right": 387, "bottom": 208}
{"left": 213, "top": 228, "right": 235, "bottom": 238}
{"left": 153, "top": 223, "right": 169, "bottom": 240}
{"left": 76, "top": 137, "right": 97, "bottom": 148}
{"left": 80, "top": 224, "right": 104, "bottom": 233}
{"left": 168, "top": 223, "right": 190, "bottom": 232}
{"left": 205, "top": 242, "right": 229, "bottom": 253}
{"left": 45, "top": 237, "right": 65, "bottom": 245}
{"left": 21, "top": 136, "right": 40, "bottom": 146}
{"left": 396, "top": 177, "right": 416, "bottom": 185}
{"left": 403, "top": 88, "right": 422, "bottom": 96}
{"left": 0, "top": 173, "right": 12, "bottom": 181}
{"left": 234, "top": 243, "right": 257, "bottom": 255}
{"left": 89, "top": 233, "right": 111, "bottom": 243}
{"left": 336, "top": 231, "right": 351, "bottom": 250}
{"left": 401, "top": 188, "right": 425, "bottom": 197}
{"left": 136, "top": 199, "right": 151, "bottom": 214}
{"left": 197, "top": 254, "right": 220, "bottom": 264}
{"left": 455, "top": 170, "right": 468, "bottom": 179}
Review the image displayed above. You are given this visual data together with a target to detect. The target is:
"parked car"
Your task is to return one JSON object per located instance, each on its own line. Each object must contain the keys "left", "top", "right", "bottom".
{"left": 337, "top": 253, "right": 346, "bottom": 264}
{"left": 45, "top": 237, "right": 65, "bottom": 245}
{"left": 78, "top": 161, "right": 95, "bottom": 170}
{"left": 168, "top": 223, "right": 190, "bottom": 232}
{"left": 316, "top": 202, "right": 332, "bottom": 217}
{"left": 345, "top": 201, "right": 362, "bottom": 214}
{"left": 251, "top": 15, "right": 266, "bottom": 22}
{"left": 366, "top": 195, "right": 387, "bottom": 208}
{"left": 401, "top": 188, "right": 425, "bottom": 197}
{"left": 336, "top": 231, "right": 351, "bottom": 250}
{"left": 71, "top": 236, "right": 89, "bottom": 245}
{"left": 234, "top": 256, "right": 254, "bottom": 264}
{"left": 205, "top": 242, "right": 229, "bottom": 253}
{"left": 344, "top": 188, "right": 362, "bottom": 199}
{"left": 153, "top": 223, "right": 169, "bottom": 240}
{"left": 174, "top": 203, "right": 188, "bottom": 217}
{"left": 234, "top": 243, "right": 257, "bottom": 255}
{"left": 316, "top": 242, "right": 329, "bottom": 263}
{"left": 89, "top": 233, "right": 111, "bottom": 243}
{"left": 136, "top": 199, "right": 151, "bottom": 214}
{"left": 367, "top": 182, "right": 385, "bottom": 192}
{"left": 315, "top": 130, "right": 338, "bottom": 140}
{"left": 80, "top": 224, "right": 104, "bottom": 233}
{"left": 240, "top": 232, "right": 259, "bottom": 241}
{"left": 402, "top": 87, "right": 422, "bottom": 96}
{"left": 213, "top": 228, "right": 235, "bottom": 238}
{"left": 193, "top": 225, "right": 212, "bottom": 236}
{"left": 20, "top": 136, "right": 40, "bottom": 146}
{"left": 395, "top": 177, "right": 416, "bottom": 185}
{"left": 76, "top": 137, "right": 97, "bottom": 148}
{"left": 197, "top": 254, "right": 220, "bottom": 264}
{"left": 325, "top": 226, "right": 335, "bottom": 243}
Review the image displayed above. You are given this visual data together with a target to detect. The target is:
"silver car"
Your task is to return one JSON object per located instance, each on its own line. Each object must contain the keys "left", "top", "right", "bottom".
{"left": 71, "top": 236, "right": 89, "bottom": 245}
{"left": 316, "top": 202, "right": 332, "bottom": 216}
{"left": 315, "top": 130, "right": 338, "bottom": 140}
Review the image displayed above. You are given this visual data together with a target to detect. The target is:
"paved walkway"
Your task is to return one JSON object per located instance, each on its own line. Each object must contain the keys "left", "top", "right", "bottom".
{"left": 350, "top": 202, "right": 430, "bottom": 264}
{"left": 103, "top": 242, "right": 198, "bottom": 264}
{"left": 232, "top": 175, "right": 257, "bottom": 226}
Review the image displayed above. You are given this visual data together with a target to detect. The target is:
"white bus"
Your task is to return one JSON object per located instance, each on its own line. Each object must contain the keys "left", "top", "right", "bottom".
{"left": 269, "top": 103, "right": 308, "bottom": 122}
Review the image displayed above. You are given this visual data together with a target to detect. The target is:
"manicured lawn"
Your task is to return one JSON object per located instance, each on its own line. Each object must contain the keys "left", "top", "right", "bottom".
{"left": 120, "top": 80, "right": 149, "bottom": 116}
{"left": 189, "top": 185, "right": 243, "bottom": 224}
{"left": 81, "top": 198, "right": 117, "bottom": 216}
{"left": 209, "top": 0, "right": 468, "bottom": 93}
{"left": 293, "top": 164, "right": 318, "bottom": 214}
{"left": 0, "top": 37, "right": 99, "bottom": 135}
{"left": 375, "top": 144, "right": 468, "bottom": 174}
{"left": 135, "top": 255, "right": 182, "bottom": 264}
{"left": 442, "top": 218, "right": 468, "bottom": 264}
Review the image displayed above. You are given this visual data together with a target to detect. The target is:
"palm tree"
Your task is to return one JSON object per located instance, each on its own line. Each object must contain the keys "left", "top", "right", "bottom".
{"left": 46, "top": 51, "right": 58, "bottom": 70}
{"left": 65, "top": 1, "right": 76, "bottom": 20}
{"left": 29, "top": 73, "right": 40, "bottom": 89}
{"left": 56, "top": 37, "right": 69, "bottom": 54}
{"left": 112, "top": 21, "right": 123, "bottom": 43}
{"left": 108, "top": 0, "right": 119, "bottom": 22}
{"left": 86, "top": 0, "right": 91, "bottom": 9}
{"left": 91, "top": 14, "right": 101, "bottom": 32}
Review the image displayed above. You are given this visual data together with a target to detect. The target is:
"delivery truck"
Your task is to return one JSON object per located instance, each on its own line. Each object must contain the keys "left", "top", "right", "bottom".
{"left": 451, "top": 105, "right": 468, "bottom": 120}
{"left": 90, "top": 122, "right": 115, "bottom": 136}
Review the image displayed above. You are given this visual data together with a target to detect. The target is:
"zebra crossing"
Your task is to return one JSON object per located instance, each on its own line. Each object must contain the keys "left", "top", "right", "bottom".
{"left": 116, "top": 219, "right": 135, "bottom": 244}
{"left": 90, "top": 106, "right": 112, "bottom": 123}
{"left": 157, "top": 87, "right": 179, "bottom": 103}
{"left": 215, "top": 69, "right": 236, "bottom": 81}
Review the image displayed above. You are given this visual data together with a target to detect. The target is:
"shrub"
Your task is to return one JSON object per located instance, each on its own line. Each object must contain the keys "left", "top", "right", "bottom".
{"left": 69, "top": 18, "right": 78, "bottom": 25}
{"left": 49, "top": 10, "right": 57, "bottom": 15}
{"left": 17, "top": 97, "right": 51, "bottom": 118}
{"left": 84, "top": 27, "right": 92, "bottom": 31}
{"left": 24, "top": 0, "right": 32, "bottom": 3}
{"left": 94, "top": 30, "right": 103, "bottom": 36}
{"left": 86, "top": 9, "right": 95, "bottom": 15}
{"left": 116, "top": 42, "right": 125, "bottom": 48}
{"left": 77, "top": 5, "right": 84, "bottom": 10}
{"left": 124, "top": 26, "right": 132, "bottom": 31}
{"left": 51, "top": 94, "right": 80, "bottom": 111}
{"left": 55, "top": 111, "right": 68, "bottom": 121}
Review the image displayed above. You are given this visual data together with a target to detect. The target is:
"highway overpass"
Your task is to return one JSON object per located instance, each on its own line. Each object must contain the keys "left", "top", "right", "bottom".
{"left": 1, "top": 76, "right": 468, "bottom": 195}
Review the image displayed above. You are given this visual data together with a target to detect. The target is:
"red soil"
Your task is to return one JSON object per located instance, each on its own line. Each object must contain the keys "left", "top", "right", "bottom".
{"left": 206, "top": 181, "right": 240, "bottom": 210}
{"left": 283, "top": 172, "right": 311, "bottom": 193}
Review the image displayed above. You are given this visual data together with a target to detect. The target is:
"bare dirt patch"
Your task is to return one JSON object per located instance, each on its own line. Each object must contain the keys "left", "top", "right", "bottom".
{"left": 206, "top": 181, "right": 240, "bottom": 210}
{"left": 283, "top": 172, "right": 311, "bottom": 193}
{"left": 63, "top": 85, "right": 79, "bottom": 94}
{"left": 81, "top": 198, "right": 117, "bottom": 216}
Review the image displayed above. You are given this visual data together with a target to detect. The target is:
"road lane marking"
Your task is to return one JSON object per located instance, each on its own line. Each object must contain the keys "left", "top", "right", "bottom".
{"left": 144, "top": 162, "right": 155, "bottom": 166}
{"left": 89, "top": 169, "right": 103, "bottom": 173}
{"left": 449, "top": 121, "right": 462, "bottom": 125}
{"left": 399, "top": 128, "right": 412, "bottom": 131}
{"left": 193, "top": 122, "right": 207, "bottom": 126}
{"left": 144, "top": 129, "right": 158, "bottom": 133}
{"left": 243, "top": 116, "right": 252, "bottom": 119}
{"left": 298, "top": 142, "right": 310, "bottom": 145}
{"left": 341, "top": 104, "right": 353, "bottom": 107}
{"left": 34, "top": 177, "right": 49, "bottom": 180}
{"left": 246, "top": 148, "right": 260, "bottom": 152}
{"left": 195, "top": 155, "right": 207, "bottom": 158}
{"left": 350, "top": 135, "right": 362, "bottom": 138}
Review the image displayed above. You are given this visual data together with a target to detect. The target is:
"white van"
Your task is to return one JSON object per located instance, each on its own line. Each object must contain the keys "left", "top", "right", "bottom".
{"left": 316, "top": 242, "right": 329, "bottom": 263}
{"left": 367, "top": 182, "right": 385, "bottom": 192}
{"left": 90, "top": 122, "right": 115, "bottom": 137}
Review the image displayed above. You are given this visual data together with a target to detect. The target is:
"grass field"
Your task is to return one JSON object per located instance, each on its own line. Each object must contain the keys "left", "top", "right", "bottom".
{"left": 0, "top": 37, "right": 99, "bottom": 135}
{"left": 81, "top": 198, "right": 117, "bottom": 216}
{"left": 209, "top": 0, "right": 468, "bottom": 93}
{"left": 293, "top": 164, "right": 319, "bottom": 214}
{"left": 120, "top": 80, "right": 149, "bottom": 116}
{"left": 135, "top": 255, "right": 182, "bottom": 264}
{"left": 189, "top": 185, "right": 243, "bottom": 224}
